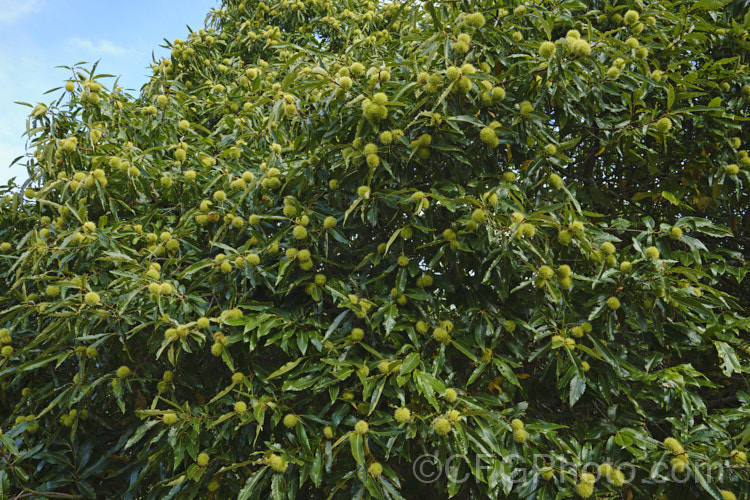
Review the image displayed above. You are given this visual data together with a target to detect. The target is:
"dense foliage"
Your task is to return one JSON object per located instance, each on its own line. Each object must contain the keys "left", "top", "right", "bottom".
{"left": 1, "top": 0, "right": 750, "bottom": 498}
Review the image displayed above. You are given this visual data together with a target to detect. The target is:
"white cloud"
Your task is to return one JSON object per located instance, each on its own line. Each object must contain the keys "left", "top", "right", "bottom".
{"left": 0, "top": 0, "right": 42, "bottom": 23}
{"left": 68, "top": 37, "right": 132, "bottom": 56}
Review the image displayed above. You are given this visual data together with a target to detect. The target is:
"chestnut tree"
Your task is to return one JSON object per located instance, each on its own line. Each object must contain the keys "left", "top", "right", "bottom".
{"left": 1, "top": 0, "right": 750, "bottom": 498}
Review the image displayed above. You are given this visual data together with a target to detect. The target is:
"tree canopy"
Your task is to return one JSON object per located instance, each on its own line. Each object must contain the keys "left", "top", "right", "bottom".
{"left": 1, "top": 0, "right": 750, "bottom": 498}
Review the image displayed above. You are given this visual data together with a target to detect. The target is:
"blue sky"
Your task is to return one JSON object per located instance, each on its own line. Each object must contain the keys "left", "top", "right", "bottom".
{"left": 0, "top": 0, "right": 218, "bottom": 185}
